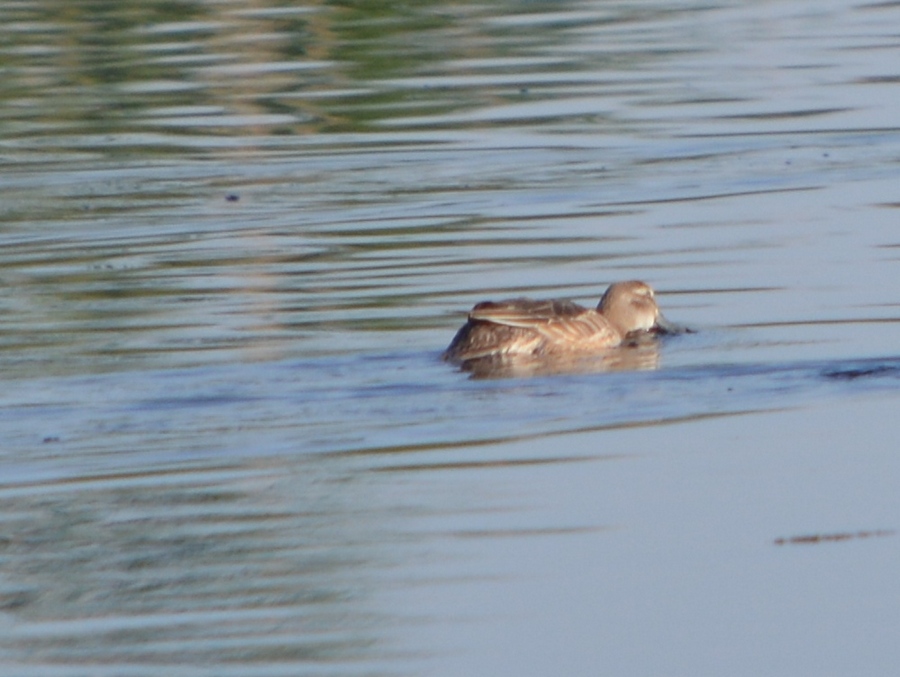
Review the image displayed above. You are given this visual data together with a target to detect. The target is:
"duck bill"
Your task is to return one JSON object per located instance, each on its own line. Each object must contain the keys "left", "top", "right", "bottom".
{"left": 651, "top": 312, "right": 677, "bottom": 335}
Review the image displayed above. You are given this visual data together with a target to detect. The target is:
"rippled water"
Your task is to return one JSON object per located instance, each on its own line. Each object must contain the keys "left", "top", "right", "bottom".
{"left": 3, "top": 0, "right": 900, "bottom": 674}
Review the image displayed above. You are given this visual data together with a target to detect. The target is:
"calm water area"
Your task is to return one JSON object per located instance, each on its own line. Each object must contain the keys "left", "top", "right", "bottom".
{"left": 3, "top": 0, "right": 900, "bottom": 674}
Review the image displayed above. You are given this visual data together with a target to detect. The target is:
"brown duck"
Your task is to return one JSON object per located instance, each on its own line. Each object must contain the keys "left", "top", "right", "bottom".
{"left": 443, "top": 280, "right": 671, "bottom": 363}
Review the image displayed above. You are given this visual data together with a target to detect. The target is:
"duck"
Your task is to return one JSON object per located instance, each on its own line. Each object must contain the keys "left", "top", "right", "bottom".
{"left": 443, "top": 280, "right": 671, "bottom": 364}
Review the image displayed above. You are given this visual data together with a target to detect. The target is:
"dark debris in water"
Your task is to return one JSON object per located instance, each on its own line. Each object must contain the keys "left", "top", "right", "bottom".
{"left": 774, "top": 529, "right": 895, "bottom": 546}
{"left": 822, "top": 364, "right": 900, "bottom": 380}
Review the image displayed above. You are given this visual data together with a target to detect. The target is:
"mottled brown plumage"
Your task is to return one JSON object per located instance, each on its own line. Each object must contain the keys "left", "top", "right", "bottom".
{"left": 444, "top": 280, "right": 668, "bottom": 364}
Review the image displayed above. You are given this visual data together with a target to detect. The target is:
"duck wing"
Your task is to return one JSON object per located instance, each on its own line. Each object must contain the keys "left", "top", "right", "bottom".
{"left": 469, "top": 298, "right": 619, "bottom": 346}
{"left": 469, "top": 298, "right": 587, "bottom": 324}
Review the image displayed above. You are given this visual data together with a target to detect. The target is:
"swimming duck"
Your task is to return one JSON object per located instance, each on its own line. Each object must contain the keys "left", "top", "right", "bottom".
{"left": 443, "top": 280, "right": 670, "bottom": 363}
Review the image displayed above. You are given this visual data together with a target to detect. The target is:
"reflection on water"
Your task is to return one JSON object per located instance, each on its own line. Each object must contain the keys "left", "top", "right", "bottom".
{"left": 0, "top": 455, "right": 427, "bottom": 669}
{"left": 3, "top": 0, "right": 900, "bottom": 674}
{"left": 454, "top": 339, "right": 663, "bottom": 379}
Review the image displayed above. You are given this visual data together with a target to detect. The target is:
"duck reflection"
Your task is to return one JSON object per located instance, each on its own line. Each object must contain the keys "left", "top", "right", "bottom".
{"left": 457, "top": 335, "right": 663, "bottom": 379}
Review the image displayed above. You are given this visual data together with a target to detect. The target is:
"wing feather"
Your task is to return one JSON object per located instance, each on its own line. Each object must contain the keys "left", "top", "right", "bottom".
{"left": 533, "top": 312, "right": 619, "bottom": 348}
{"left": 465, "top": 297, "right": 621, "bottom": 353}
{"left": 469, "top": 298, "right": 588, "bottom": 326}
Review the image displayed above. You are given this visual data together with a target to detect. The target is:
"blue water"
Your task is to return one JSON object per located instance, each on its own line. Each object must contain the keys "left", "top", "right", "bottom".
{"left": 2, "top": 0, "right": 900, "bottom": 674}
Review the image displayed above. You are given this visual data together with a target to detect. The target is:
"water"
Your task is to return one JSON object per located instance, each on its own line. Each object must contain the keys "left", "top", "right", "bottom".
{"left": 2, "top": 0, "right": 900, "bottom": 674}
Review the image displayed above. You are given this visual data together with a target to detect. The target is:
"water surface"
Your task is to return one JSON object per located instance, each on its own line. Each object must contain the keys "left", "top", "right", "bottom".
{"left": 2, "top": 0, "right": 900, "bottom": 674}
